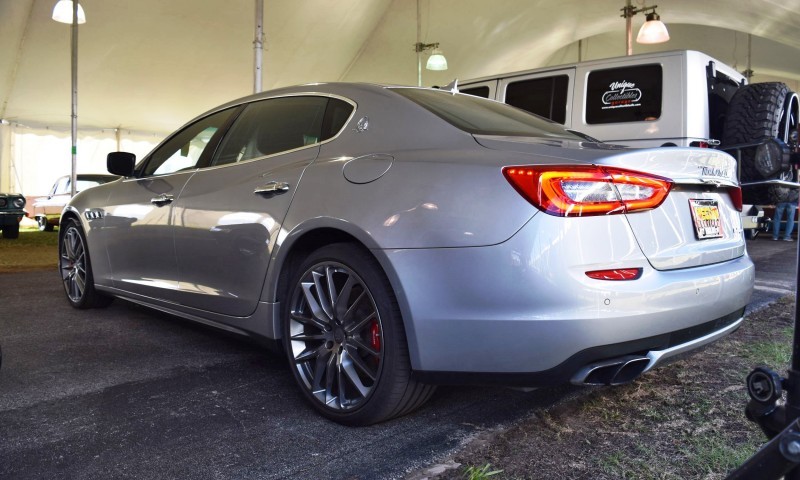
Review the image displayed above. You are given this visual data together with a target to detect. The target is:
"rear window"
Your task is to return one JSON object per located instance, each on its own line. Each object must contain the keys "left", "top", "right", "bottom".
{"left": 505, "top": 75, "right": 569, "bottom": 124}
{"left": 392, "top": 88, "right": 581, "bottom": 139}
{"left": 585, "top": 64, "right": 662, "bottom": 124}
{"left": 460, "top": 86, "right": 490, "bottom": 98}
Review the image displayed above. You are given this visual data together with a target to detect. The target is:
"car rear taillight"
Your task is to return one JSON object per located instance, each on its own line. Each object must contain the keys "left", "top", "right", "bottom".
{"left": 503, "top": 165, "right": 673, "bottom": 217}
{"left": 585, "top": 268, "right": 643, "bottom": 281}
{"left": 727, "top": 186, "right": 743, "bottom": 212}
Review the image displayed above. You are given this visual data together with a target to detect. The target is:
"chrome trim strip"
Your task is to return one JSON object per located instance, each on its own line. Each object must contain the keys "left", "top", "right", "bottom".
{"left": 643, "top": 316, "right": 744, "bottom": 372}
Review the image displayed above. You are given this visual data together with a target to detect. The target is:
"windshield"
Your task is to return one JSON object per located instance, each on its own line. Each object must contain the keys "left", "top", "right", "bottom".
{"left": 391, "top": 87, "right": 583, "bottom": 139}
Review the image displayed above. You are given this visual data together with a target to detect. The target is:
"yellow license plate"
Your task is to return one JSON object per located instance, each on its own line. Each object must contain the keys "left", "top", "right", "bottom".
{"left": 689, "top": 199, "right": 722, "bottom": 239}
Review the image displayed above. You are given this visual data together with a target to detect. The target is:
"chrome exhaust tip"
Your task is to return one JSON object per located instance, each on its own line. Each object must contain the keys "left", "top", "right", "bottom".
{"left": 571, "top": 355, "right": 651, "bottom": 386}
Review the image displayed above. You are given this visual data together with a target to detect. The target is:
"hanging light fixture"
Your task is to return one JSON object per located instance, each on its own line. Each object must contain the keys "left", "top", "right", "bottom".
{"left": 425, "top": 45, "right": 448, "bottom": 71}
{"left": 636, "top": 12, "right": 670, "bottom": 44}
{"left": 52, "top": 0, "right": 86, "bottom": 24}
{"left": 621, "top": 1, "right": 668, "bottom": 55}
{"left": 414, "top": 42, "right": 448, "bottom": 85}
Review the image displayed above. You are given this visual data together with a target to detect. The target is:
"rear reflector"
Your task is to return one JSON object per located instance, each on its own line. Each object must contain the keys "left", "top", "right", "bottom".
{"left": 585, "top": 268, "right": 643, "bottom": 281}
{"left": 503, "top": 165, "right": 673, "bottom": 217}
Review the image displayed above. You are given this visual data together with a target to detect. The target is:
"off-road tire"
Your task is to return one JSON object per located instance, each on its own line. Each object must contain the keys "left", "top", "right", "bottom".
{"left": 722, "top": 82, "right": 791, "bottom": 204}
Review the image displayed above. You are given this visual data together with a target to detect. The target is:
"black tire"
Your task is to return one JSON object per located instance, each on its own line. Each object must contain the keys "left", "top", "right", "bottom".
{"left": 282, "top": 243, "right": 435, "bottom": 426}
{"left": 746, "top": 229, "right": 759, "bottom": 240}
{"left": 59, "top": 218, "right": 113, "bottom": 309}
{"left": 37, "top": 216, "right": 54, "bottom": 232}
{"left": 2, "top": 224, "right": 19, "bottom": 239}
{"left": 722, "top": 82, "right": 794, "bottom": 204}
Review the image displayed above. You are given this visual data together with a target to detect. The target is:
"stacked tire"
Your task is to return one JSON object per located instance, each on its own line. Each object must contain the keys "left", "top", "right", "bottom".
{"left": 722, "top": 82, "right": 798, "bottom": 205}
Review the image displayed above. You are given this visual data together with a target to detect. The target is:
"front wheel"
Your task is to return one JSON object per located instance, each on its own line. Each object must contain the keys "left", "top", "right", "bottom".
{"left": 59, "top": 218, "right": 113, "bottom": 309}
{"left": 283, "top": 243, "right": 434, "bottom": 426}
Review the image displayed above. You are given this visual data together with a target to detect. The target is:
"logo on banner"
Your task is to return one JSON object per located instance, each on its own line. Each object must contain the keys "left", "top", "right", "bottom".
{"left": 601, "top": 80, "right": 642, "bottom": 109}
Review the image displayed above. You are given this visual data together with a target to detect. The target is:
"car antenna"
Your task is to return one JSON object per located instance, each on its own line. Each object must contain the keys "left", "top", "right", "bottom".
{"left": 442, "top": 78, "right": 459, "bottom": 95}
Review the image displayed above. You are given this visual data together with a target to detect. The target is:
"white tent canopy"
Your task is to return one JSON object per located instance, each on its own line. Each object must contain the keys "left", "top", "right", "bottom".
{"left": 2, "top": 0, "right": 800, "bottom": 194}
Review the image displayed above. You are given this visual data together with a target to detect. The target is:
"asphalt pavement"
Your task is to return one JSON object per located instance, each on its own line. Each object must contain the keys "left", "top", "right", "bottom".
{"left": 0, "top": 235, "right": 796, "bottom": 480}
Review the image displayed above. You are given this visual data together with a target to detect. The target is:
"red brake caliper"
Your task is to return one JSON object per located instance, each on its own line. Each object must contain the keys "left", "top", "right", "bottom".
{"left": 370, "top": 320, "right": 381, "bottom": 352}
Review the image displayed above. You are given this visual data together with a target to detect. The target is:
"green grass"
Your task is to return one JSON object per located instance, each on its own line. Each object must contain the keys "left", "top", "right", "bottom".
{"left": 0, "top": 229, "right": 59, "bottom": 272}
{"left": 742, "top": 339, "right": 792, "bottom": 368}
{"left": 462, "top": 464, "right": 503, "bottom": 480}
{"left": 680, "top": 433, "right": 761, "bottom": 478}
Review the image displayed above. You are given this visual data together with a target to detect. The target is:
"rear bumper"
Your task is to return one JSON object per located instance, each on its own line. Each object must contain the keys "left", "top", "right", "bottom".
{"left": 414, "top": 307, "right": 744, "bottom": 387}
{"left": 383, "top": 213, "right": 754, "bottom": 384}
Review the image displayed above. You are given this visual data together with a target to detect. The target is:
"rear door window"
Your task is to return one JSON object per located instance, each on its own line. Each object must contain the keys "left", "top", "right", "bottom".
{"left": 213, "top": 96, "right": 349, "bottom": 166}
{"left": 585, "top": 64, "right": 663, "bottom": 124}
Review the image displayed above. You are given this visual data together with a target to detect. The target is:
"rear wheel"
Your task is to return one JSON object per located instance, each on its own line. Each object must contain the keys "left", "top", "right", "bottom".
{"left": 283, "top": 243, "right": 435, "bottom": 426}
{"left": 2, "top": 224, "right": 19, "bottom": 239}
{"left": 59, "top": 218, "right": 113, "bottom": 309}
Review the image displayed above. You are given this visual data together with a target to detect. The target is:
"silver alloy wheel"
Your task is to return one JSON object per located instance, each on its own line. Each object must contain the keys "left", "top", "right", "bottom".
{"left": 288, "top": 262, "right": 384, "bottom": 411}
{"left": 60, "top": 225, "right": 87, "bottom": 303}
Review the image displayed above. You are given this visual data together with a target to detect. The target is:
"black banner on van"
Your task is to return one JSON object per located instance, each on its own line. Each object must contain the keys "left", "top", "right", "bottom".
{"left": 586, "top": 64, "right": 662, "bottom": 124}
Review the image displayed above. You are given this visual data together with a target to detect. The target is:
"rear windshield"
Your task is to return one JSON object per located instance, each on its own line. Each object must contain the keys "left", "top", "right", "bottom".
{"left": 391, "top": 87, "right": 582, "bottom": 139}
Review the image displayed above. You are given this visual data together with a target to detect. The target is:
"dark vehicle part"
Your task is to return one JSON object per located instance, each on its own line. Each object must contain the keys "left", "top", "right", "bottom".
{"left": 728, "top": 240, "right": 800, "bottom": 479}
{"left": 0, "top": 193, "right": 26, "bottom": 239}
{"left": 722, "top": 83, "right": 799, "bottom": 204}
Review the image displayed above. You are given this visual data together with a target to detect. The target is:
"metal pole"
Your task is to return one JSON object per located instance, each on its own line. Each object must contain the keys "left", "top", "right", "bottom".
{"left": 253, "top": 0, "right": 264, "bottom": 93}
{"left": 625, "top": 0, "right": 633, "bottom": 56}
{"left": 416, "top": 0, "right": 422, "bottom": 87}
{"left": 70, "top": 0, "right": 78, "bottom": 197}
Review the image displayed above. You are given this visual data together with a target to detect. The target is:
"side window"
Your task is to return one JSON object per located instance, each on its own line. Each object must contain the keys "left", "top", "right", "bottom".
{"left": 142, "top": 108, "right": 235, "bottom": 177}
{"left": 461, "top": 86, "right": 490, "bottom": 99}
{"left": 214, "top": 96, "right": 330, "bottom": 166}
{"left": 321, "top": 98, "right": 354, "bottom": 141}
{"left": 505, "top": 75, "right": 569, "bottom": 124}
{"left": 585, "top": 64, "right": 663, "bottom": 124}
{"left": 53, "top": 177, "right": 69, "bottom": 195}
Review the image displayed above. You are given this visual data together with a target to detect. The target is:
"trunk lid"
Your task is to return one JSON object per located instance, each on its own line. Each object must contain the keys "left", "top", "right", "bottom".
{"left": 476, "top": 135, "right": 745, "bottom": 270}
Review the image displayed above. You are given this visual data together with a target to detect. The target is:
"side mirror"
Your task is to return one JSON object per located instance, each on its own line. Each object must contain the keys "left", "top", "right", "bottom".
{"left": 107, "top": 152, "right": 136, "bottom": 177}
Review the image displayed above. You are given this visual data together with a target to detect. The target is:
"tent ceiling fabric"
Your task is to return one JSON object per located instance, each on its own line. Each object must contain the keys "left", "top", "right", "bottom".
{"left": 2, "top": 0, "right": 800, "bottom": 134}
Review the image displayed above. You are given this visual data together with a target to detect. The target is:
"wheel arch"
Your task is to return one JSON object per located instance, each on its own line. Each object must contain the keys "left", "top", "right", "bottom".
{"left": 263, "top": 220, "right": 418, "bottom": 364}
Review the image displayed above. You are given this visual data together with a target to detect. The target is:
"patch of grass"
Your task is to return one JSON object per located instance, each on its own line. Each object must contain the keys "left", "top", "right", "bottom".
{"left": 598, "top": 447, "right": 674, "bottom": 480}
{"left": 679, "top": 433, "right": 761, "bottom": 478}
{"left": 0, "top": 230, "right": 59, "bottom": 272}
{"left": 462, "top": 464, "right": 503, "bottom": 480}
{"left": 742, "top": 340, "right": 791, "bottom": 368}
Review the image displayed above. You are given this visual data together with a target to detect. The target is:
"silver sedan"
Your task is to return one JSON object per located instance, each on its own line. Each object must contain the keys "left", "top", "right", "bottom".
{"left": 59, "top": 83, "right": 754, "bottom": 425}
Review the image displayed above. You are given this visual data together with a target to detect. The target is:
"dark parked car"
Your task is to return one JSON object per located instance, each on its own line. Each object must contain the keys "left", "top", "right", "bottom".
{"left": 0, "top": 193, "right": 26, "bottom": 239}
{"left": 31, "top": 174, "right": 118, "bottom": 231}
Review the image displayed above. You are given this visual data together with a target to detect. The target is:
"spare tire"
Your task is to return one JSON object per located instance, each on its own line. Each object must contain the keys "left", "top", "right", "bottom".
{"left": 722, "top": 82, "right": 793, "bottom": 204}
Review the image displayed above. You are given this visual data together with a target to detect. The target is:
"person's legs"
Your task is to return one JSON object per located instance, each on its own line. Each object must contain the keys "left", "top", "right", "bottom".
{"left": 774, "top": 203, "right": 787, "bottom": 240}
{"left": 784, "top": 204, "right": 797, "bottom": 240}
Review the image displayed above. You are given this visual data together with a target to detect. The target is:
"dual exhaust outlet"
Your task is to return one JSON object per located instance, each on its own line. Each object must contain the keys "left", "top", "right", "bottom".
{"left": 571, "top": 355, "right": 652, "bottom": 386}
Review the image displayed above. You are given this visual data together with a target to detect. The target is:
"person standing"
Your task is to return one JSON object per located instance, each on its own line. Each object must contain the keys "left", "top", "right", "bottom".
{"left": 772, "top": 167, "right": 799, "bottom": 241}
